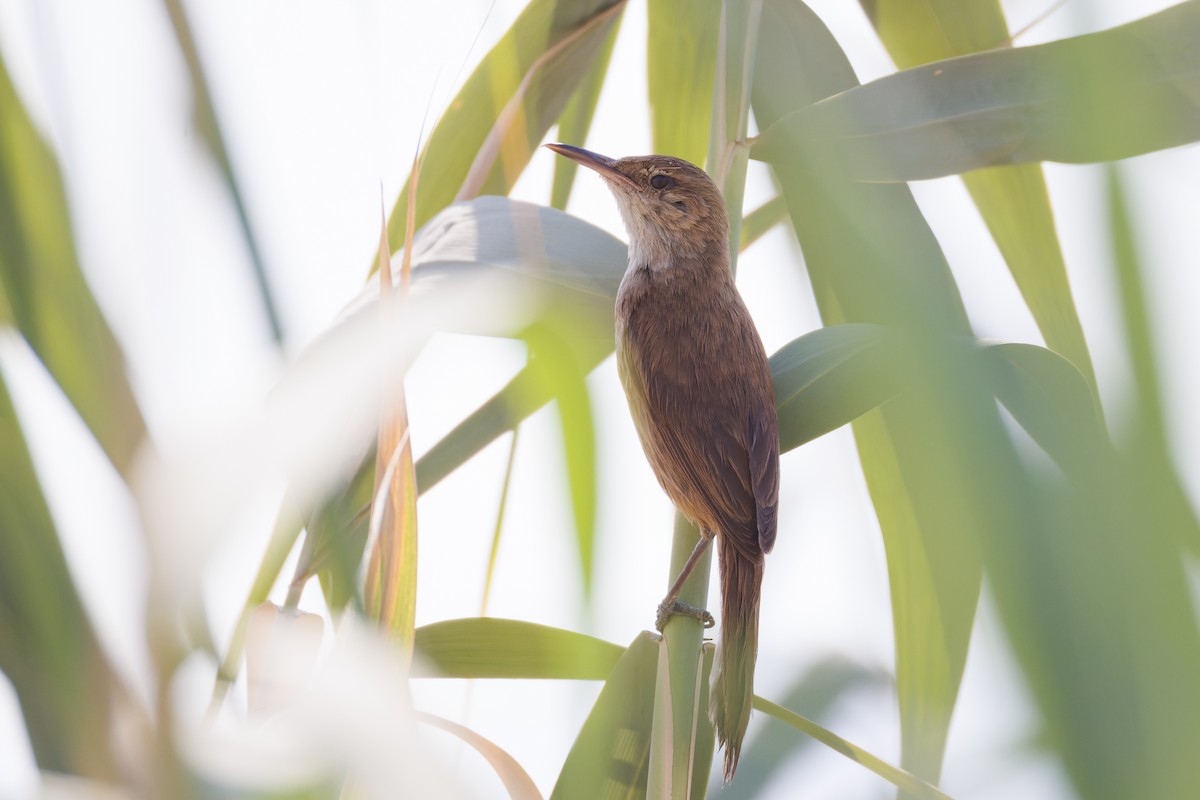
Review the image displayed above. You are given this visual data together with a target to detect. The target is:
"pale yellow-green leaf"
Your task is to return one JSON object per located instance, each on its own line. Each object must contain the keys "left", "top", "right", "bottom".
{"left": 418, "top": 712, "right": 542, "bottom": 800}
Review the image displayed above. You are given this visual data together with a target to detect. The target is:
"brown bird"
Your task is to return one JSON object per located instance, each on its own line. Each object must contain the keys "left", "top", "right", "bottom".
{"left": 545, "top": 143, "right": 779, "bottom": 781}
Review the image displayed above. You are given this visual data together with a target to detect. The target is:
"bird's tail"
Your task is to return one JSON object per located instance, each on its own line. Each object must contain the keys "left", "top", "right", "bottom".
{"left": 709, "top": 534, "right": 763, "bottom": 782}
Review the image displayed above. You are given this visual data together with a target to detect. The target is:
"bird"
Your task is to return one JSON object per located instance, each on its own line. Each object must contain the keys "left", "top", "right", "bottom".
{"left": 544, "top": 143, "right": 780, "bottom": 781}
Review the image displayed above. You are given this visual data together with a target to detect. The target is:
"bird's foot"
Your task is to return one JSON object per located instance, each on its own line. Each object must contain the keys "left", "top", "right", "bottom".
{"left": 656, "top": 599, "right": 716, "bottom": 632}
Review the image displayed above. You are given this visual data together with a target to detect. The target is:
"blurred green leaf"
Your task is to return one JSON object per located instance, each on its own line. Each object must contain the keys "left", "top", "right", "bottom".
{"left": 386, "top": 0, "right": 627, "bottom": 254}
{"left": 0, "top": 50, "right": 146, "bottom": 475}
{"left": 162, "top": 0, "right": 284, "bottom": 343}
{"left": 647, "top": 0, "right": 721, "bottom": 167}
{"left": 413, "top": 617, "right": 623, "bottom": 679}
{"left": 550, "top": 631, "right": 658, "bottom": 800}
{"left": 983, "top": 449, "right": 1200, "bottom": 799}
{"left": 862, "top": 0, "right": 1099, "bottom": 398}
{"left": 0, "top": 369, "right": 125, "bottom": 779}
{"left": 754, "top": 2, "right": 1200, "bottom": 179}
{"left": 752, "top": 0, "right": 982, "bottom": 785}
{"left": 521, "top": 325, "right": 597, "bottom": 596}
{"left": 712, "top": 658, "right": 887, "bottom": 798}
{"left": 1104, "top": 165, "right": 1200, "bottom": 552}
{"left": 551, "top": 17, "right": 622, "bottom": 210}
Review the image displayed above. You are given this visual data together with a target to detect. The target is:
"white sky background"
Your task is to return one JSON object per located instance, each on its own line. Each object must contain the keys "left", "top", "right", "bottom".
{"left": 0, "top": 0, "right": 1198, "bottom": 797}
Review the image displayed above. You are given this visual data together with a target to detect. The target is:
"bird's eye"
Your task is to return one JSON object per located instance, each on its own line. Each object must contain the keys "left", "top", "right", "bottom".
{"left": 649, "top": 174, "right": 674, "bottom": 190}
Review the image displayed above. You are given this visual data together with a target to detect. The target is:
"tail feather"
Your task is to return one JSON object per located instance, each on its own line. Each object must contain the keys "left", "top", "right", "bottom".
{"left": 709, "top": 534, "right": 763, "bottom": 782}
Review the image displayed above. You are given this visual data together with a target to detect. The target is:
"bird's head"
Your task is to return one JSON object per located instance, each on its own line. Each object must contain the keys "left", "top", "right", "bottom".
{"left": 545, "top": 143, "right": 729, "bottom": 268}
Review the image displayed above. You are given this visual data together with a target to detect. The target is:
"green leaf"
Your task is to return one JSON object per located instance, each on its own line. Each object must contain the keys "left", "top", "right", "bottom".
{"left": 1104, "top": 165, "right": 1200, "bottom": 552}
{"left": 0, "top": 369, "right": 125, "bottom": 778}
{"left": 752, "top": 696, "right": 953, "bottom": 800}
{"left": 981, "top": 343, "right": 1108, "bottom": 472}
{"left": 713, "top": 658, "right": 887, "bottom": 798}
{"left": 753, "top": 2, "right": 1200, "bottom": 179}
{"left": 862, "top": 0, "right": 1099, "bottom": 399}
{"left": 0, "top": 50, "right": 146, "bottom": 475}
{"left": 551, "top": 17, "right": 623, "bottom": 210}
{"left": 647, "top": 0, "right": 721, "bottom": 166}
{"left": 386, "top": 0, "right": 627, "bottom": 254}
{"left": 770, "top": 323, "right": 910, "bottom": 453}
{"left": 550, "top": 631, "right": 658, "bottom": 800}
{"left": 412, "top": 618, "right": 623, "bottom": 679}
{"left": 752, "top": 0, "right": 983, "bottom": 785}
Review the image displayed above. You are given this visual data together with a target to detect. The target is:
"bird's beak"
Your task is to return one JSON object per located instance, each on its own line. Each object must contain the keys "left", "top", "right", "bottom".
{"left": 544, "top": 143, "right": 637, "bottom": 190}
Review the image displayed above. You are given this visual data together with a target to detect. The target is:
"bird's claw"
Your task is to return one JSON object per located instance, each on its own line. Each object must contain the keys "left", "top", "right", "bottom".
{"left": 656, "top": 599, "right": 716, "bottom": 632}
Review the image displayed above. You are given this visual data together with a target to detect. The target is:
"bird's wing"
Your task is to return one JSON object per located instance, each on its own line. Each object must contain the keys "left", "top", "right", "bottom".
{"left": 748, "top": 401, "right": 780, "bottom": 554}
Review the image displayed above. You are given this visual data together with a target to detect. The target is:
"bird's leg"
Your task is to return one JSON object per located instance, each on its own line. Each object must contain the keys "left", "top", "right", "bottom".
{"left": 656, "top": 528, "right": 716, "bottom": 631}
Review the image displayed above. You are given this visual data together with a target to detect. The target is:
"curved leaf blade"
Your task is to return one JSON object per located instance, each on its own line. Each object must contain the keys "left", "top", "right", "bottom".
{"left": 770, "top": 323, "right": 910, "bottom": 453}
{"left": 713, "top": 658, "right": 887, "bottom": 798}
{"left": 550, "top": 631, "right": 658, "bottom": 800}
{"left": 981, "top": 342, "right": 1107, "bottom": 471}
{"left": 754, "top": 3, "right": 1200, "bottom": 179}
{"left": 418, "top": 712, "right": 543, "bottom": 800}
{"left": 752, "top": 696, "right": 953, "bottom": 800}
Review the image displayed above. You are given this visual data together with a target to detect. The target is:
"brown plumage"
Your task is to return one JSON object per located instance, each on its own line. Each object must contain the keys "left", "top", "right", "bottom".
{"left": 544, "top": 143, "right": 780, "bottom": 781}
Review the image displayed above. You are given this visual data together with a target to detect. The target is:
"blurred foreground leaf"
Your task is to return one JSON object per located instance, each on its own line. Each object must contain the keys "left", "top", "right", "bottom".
{"left": 753, "top": 1, "right": 983, "bottom": 784}
{"left": 754, "top": 2, "right": 1200, "bottom": 179}
{"left": 1105, "top": 165, "right": 1200, "bottom": 552}
{"left": 363, "top": 213, "right": 418, "bottom": 652}
{"left": 863, "top": 0, "right": 1099, "bottom": 397}
{"left": 0, "top": 370, "right": 125, "bottom": 779}
{"left": 0, "top": 50, "right": 145, "bottom": 474}
{"left": 163, "top": 0, "right": 283, "bottom": 343}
